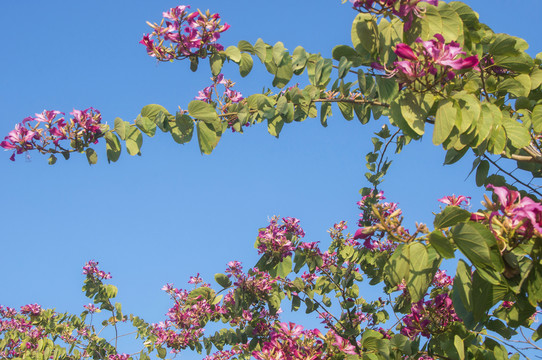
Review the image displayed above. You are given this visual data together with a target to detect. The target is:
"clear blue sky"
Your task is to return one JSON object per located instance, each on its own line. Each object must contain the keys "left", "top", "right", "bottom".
{"left": 0, "top": 1, "right": 540, "bottom": 358}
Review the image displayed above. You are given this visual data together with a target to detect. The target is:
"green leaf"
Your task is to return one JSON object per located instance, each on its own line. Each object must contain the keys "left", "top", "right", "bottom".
{"left": 454, "top": 335, "right": 465, "bottom": 360}
{"left": 253, "top": 38, "right": 268, "bottom": 62}
{"left": 48, "top": 154, "right": 57, "bottom": 165}
{"left": 157, "top": 346, "right": 167, "bottom": 359}
{"left": 530, "top": 67, "right": 542, "bottom": 89}
{"left": 375, "top": 76, "right": 398, "bottom": 104}
{"left": 452, "top": 260, "right": 474, "bottom": 328}
{"left": 126, "top": 126, "right": 143, "bottom": 156}
{"left": 437, "top": 2, "right": 464, "bottom": 42}
{"left": 406, "top": 242, "right": 435, "bottom": 302}
{"left": 292, "top": 46, "right": 309, "bottom": 73}
{"left": 398, "top": 91, "right": 434, "bottom": 136}
{"left": 429, "top": 230, "right": 455, "bottom": 259}
{"left": 433, "top": 99, "right": 457, "bottom": 145}
{"left": 494, "top": 52, "right": 534, "bottom": 73}
{"left": 197, "top": 121, "right": 222, "bottom": 155}
{"left": 453, "top": 92, "right": 480, "bottom": 133}
{"left": 384, "top": 244, "right": 410, "bottom": 287}
{"left": 171, "top": 114, "right": 194, "bottom": 144}
{"left": 486, "top": 319, "right": 517, "bottom": 339}
{"left": 497, "top": 77, "right": 530, "bottom": 98}
{"left": 338, "top": 56, "right": 353, "bottom": 79}
{"left": 476, "top": 160, "right": 490, "bottom": 187}
{"left": 378, "top": 18, "right": 403, "bottom": 65}
{"left": 390, "top": 101, "right": 422, "bottom": 139}
{"left": 351, "top": 13, "right": 379, "bottom": 60}
{"left": 451, "top": 222, "right": 495, "bottom": 269}
{"left": 489, "top": 33, "right": 527, "bottom": 56}
{"left": 225, "top": 46, "right": 241, "bottom": 62}
{"left": 268, "top": 294, "right": 281, "bottom": 315}
{"left": 267, "top": 116, "right": 284, "bottom": 137}
{"left": 532, "top": 104, "right": 542, "bottom": 133}
{"left": 135, "top": 116, "right": 157, "bottom": 137}
{"left": 114, "top": 117, "right": 128, "bottom": 140}
{"left": 273, "top": 57, "right": 293, "bottom": 88}
{"left": 276, "top": 256, "right": 292, "bottom": 278}
{"left": 105, "top": 131, "right": 121, "bottom": 162}
{"left": 237, "top": 40, "right": 254, "bottom": 53}
{"left": 85, "top": 148, "right": 97, "bottom": 165}
{"left": 320, "top": 102, "right": 332, "bottom": 127}
{"left": 246, "top": 94, "right": 275, "bottom": 110}
{"left": 338, "top": 102, "right": 354, "bottom": 120}
{"left": 503, "top": 119, "right": 530, "bottom": 148}
{"left": 312, "top": 58, "right": 332, "bottom": 87}
{"left": 332, "top": 45, "right": 363, "bottom": 67}
{"left": 141, "top": 104, "right": 171, "bottom": 123}
{"left": 239, "top": 53, "right": 253, "bottom": 77}
{"left": 272, "top": 42, "right": 287, "bottom": 65}
{"left": 188, "top": 101, "right": 219, "bottom": 123}
{"left": 214, "top": 273, "right": 231, "bottom": 288}
{"left": 489, "top": 124, "right": 506, "bottom": 155}
{"left": 434, "top": 206, "right": 471, "bottom": 229}
{"left": 210, "top": 53, "right": 223, "bottom": 76}
{"left": 476, "top": 103, "right": 495, "bottom": 144}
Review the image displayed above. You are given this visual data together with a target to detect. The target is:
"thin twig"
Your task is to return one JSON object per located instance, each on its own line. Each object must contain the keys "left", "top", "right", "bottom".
{"left": 483, "top": 154, "right": 542, "bottom": 197}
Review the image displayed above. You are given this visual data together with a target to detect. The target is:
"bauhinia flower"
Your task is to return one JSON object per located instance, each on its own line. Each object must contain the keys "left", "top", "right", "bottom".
{"left": 141, "top": 5, "right": 230, "bottom": 62}
{"left": 438, "top": 194, "right": 470, "bottom": 207}
{"left": 1, "top": 108, "right": 103, "bottom": 161}
{"left": 390, "top": 34, "right": 479, "bottom": 88}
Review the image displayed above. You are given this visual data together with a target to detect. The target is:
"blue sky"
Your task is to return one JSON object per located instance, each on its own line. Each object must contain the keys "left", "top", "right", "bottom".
{"left": 0, "top": 1, "right": 540, "bottom": 358}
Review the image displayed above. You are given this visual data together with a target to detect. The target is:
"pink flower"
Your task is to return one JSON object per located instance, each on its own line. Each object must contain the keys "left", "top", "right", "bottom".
{"left": 20, "top": 304, "right": 42, "bottom": 316}
{"left": 487, "top": 185, "right": 542, "bottom": 236}
{"left": 438, "top": 194, "right": 470, "bottom": 207}
{"left": 394, "top": 43, "right": 418, "bottom": 60}
{"left": 83, "top": 304, "right": 99, "bottom": 313}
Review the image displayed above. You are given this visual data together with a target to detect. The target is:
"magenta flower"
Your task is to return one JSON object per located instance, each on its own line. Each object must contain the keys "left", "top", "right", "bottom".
{"left": 141, "top": 5, "right": 230, "bottom": 62}
{"left": 394, "top": 43, "right": 418, "bottom": 60}
{"left": 438, "top": 194, "right": 470, "bottom": 207}
{"left": 20, "top": 304, "right": 42, "bottom": 316}
{"left": 391, "top": 34, "right": 478, "bottom": 87}
{"left": 2, "top": 108, "right": 103, "bottom": 161}
{"left": 487, "top": 184, "right": 542, "bottom": 237}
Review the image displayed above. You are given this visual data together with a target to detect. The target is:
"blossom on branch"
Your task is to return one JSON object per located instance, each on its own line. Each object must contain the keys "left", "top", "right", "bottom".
{"left": 140, "top": 5, "right": 230, "bottom": 62}
{"left": 388, "top": 34, "right": 479, "bottom": 89}
{"left": 1, "top": 108, "right": 103, "bottom": 161}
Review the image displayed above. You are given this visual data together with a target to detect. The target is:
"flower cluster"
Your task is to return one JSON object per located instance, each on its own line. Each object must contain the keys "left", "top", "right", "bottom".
{"left": 350, "top": 0, "right": 438, "bottom": 30}
{"left": 152, "top": 286, "right": 219, "bottom": 352}
{"left": 471, "top": 185, "right": 542, "bottom": 248}
{"left": 82, "top": 260, "right": 112, "bottom": 280}
{"left": 252, "top": 322, "right": 326, "bottom": 360}
{"left": 353, "top": 190, "right": 402, "bottom": 251}
{"left": 0, "top": 305, "right": 46, "bottom": 357}
{"left": 108, "top": 355, "right": 130, "bottom": 360}
{"left": 401, "top": 293, "right": 461, "bottom": 339}
{"left": 1, "top": 108, "right": 103, "bottom": 161}
{"left": 195, "top": 74, "right": 244, "bottom": 105}
{"left": 431, "top": 270, "right": 453, "bottom": 288}
{"left": 257, "top": 216, "right": 305, "bottom": 259}
{"left": 140, "top": 5, "right": 230, "bottom": 62}
{"left": 391, "top": 34, "right": 479, "bottom": 88}
{"left": 20, "top": 304, "right": 42, "bottom": 316}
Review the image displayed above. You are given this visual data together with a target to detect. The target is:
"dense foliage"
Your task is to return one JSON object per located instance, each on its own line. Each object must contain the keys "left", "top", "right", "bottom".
{"left": 2, "top": 1, "right": 542, "bottom": 359}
